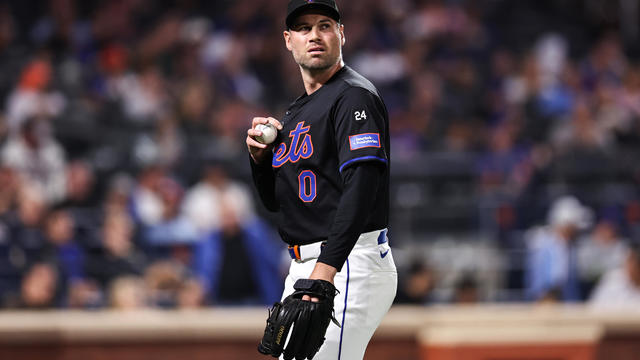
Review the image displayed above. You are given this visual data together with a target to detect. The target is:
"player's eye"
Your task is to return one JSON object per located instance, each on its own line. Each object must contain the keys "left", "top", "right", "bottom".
{"left": 319, "top": 23, "right": 330, "bottom": 30}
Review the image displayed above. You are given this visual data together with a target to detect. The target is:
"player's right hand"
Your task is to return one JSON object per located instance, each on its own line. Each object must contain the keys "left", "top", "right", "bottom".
{"left": 247, "top": 117, "right": 283, "bottom": 164}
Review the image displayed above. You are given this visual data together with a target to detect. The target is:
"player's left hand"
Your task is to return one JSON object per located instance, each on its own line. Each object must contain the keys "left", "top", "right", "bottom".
{"left": 258, "top": 279, "right": 340, "bottom": 360}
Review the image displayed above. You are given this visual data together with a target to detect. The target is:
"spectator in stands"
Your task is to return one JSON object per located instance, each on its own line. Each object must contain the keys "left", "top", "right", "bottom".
{"left": 551, "top": 98, "right": 613, "bottom": 163}
{"left": 129, "top": 165, "right": 165, "bottom": 226}
{"left": 593, "top": 70, "right": 639, "bottom": 148}
{"left": 202, "top": 101, "right": 260, "bottom": 161}
{"left": 391, "top": 70, "right": 443, "bottom": 156}
{"left": 183, "top": 164, "right": 254, "bottom": 235}
{"left": 39, "top": 205, "right": 102, "bottom": 308}
{"left": 103, "top": 173, "right": 134, "bottom": 215}
{"left": 42, "top": 207, "right": 83, "bottom": 279}
{"left": 108, "top": 276, "right": 147, "bottom": 310}
{"left": 182, "top": 165, "right": 221, "bottom": 235}
{"left": 0, "top": 3, "right": 17, "bottom": 103}
{"left": 394, "top": 259, "right": 435, "bottom": 305}
{"left": 0, "top": 165, "right": 18, "bottom": 216}
{"left": 476, "top": 121, "right": 531, "bottom": 197}
{"left": 62, "top": 160, "right": 99, "bottom": 209}
{"left": 177, "top": 79, "right": 212, "bottom": 136}
{"left": 144, "top": 260, "right": 204, "bottom": 309}
{"left": 85, "top": 211, "right": 146, "bottom": 291}
{"left": 577, "top": 219, "right": 629, "bottom": 296}
{"left": 131, "top": 112, "right": 185, "bottom": 171}
{"left": 525, "top": 196, "right": 593, "bottom": 302}
{"left": 0, "top": 168, "right": 18, "bottom": 301}
{"left": 189, "top": 166, "right": 284, "bottom": 305}
{"left": 144, "top": 177, "right": 198, "bottom": 247}
{"left": 192, "top": 214, "right": 284, "bottom": 306}
{"left": 5, "top": 58, "right": 65, "bottom": 135}
{"left": 144, "top": 261, "right": 184, "bottom": 308}
{"left": 40, "top": 206, "right": 88, "bottom": 305}
{"left": 0, "top": 167, "right": 16, "bottom": 303}
{"left": 6, "top": 183, "right": 48, "bottom": 274}
{"left": 107, "top": 64, "right": 168, "bottom": 126}
{"left": 452, "top": 273, "right": 480, "bottom": 304}
{"left": 142, "top": 177, "right": 199, "bottom": 268}
{"left": 60, "top": 160, "right": 102, "bottom": 249}
{"left": 590, "top": 244, "right": 640, "bottom": 309}
{"left": 2, "top": 115, "right": 67, "bottom": 204}
{"left": 177, "top": 278, "right": 205, "bottom": 309}
{"left": 618, "top": 65, "right": 640, "bottom": 138}
{"left": 18, "top": 262, "right": 61, "bottom": 309}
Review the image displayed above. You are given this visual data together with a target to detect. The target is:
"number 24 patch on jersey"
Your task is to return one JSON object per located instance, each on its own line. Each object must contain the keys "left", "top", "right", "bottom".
{"left": 349, "top": 133, "right": 381, "bottom": 150}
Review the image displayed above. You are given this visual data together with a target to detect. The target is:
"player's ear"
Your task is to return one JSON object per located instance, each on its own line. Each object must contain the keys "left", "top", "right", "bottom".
{"left": 339, "top": 24, "right": 345, "bottom": 46}
{"left": 284, "top": 30, "right": 292, "bottom": 51}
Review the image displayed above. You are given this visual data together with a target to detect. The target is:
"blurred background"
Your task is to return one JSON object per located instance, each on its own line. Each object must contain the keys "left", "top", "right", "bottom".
{"left": 0, "top": 0, "right": 640, "bottom": 315}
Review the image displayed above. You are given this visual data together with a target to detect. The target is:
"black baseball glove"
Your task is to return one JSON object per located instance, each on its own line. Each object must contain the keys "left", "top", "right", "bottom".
{"left": 258, "top": 279, "right": 340, "bottom": 360}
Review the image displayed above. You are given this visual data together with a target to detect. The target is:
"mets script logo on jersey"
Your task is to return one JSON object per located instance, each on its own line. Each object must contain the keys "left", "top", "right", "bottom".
{"left": 349, "top": 133, "right": 381, "bottom": 150}
{"left": 272, "top": 121, "right": 314, "bottom": 168}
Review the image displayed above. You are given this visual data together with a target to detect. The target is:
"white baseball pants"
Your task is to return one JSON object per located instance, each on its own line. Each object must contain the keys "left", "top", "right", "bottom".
{"left": 280, "top": 228, "right": 397, "bottom": 360}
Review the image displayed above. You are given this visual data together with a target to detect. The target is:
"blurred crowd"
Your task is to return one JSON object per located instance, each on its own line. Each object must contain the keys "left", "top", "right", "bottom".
{"left": 0, "top": 0, "right": 639, "bottom": 309}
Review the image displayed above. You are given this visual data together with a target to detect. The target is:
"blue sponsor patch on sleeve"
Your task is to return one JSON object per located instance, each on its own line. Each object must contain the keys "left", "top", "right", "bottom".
{"left": 349, "top": 133, "right": 381, "bottom": 150}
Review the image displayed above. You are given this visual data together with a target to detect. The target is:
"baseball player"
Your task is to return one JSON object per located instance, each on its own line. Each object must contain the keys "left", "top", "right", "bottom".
{"left": 246, "top": 1, "right": 397, "bottom": 359}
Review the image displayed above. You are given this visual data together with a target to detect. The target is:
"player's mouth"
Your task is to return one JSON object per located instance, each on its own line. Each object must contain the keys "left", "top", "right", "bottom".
{"left": 308, "top": 46, "right": 325, "bottom": 55}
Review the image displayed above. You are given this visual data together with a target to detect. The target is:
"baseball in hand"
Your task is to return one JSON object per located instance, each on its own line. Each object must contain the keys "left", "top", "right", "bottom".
{"left": 255, "top": 123, "right": 278, "bottom": 144}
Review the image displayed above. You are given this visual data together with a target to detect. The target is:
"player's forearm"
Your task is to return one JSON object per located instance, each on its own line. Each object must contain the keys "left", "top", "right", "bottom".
{"left": 317, "top": 162, "right": 383, "bottom": 271}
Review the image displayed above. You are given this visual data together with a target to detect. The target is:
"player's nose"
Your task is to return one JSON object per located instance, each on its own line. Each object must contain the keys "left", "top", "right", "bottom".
{"left": 309, "top": 25, "right": 322, "bottom": 41}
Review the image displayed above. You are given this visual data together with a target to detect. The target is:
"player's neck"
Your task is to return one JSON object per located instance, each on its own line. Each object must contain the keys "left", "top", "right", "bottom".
{"left": 301, "top": 60, "right": 344, "bottom": 95}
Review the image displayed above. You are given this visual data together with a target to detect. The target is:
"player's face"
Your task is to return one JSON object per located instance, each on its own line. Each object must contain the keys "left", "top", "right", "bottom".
{"left": 284, "top": 13, "right": 345, "bottom": 72}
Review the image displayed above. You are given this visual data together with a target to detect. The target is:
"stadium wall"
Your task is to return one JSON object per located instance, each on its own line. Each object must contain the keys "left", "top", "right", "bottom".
{"left": 0, "top": 305, "right": 639, "bottom": 360}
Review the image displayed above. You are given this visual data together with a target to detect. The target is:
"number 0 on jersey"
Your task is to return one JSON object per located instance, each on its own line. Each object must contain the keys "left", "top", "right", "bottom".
{"left": 298, "top": 170, "right": 317, "bottom": 202}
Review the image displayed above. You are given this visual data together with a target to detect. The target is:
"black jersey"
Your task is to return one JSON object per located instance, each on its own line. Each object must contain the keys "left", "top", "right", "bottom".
{"left": 251, "top": 66, "right": 390, "bottom": 269}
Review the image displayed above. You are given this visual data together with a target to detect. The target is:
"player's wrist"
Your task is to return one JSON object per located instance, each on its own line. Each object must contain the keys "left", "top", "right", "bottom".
{"left": 309, "top": 262, "right": 338, "bottom": 283}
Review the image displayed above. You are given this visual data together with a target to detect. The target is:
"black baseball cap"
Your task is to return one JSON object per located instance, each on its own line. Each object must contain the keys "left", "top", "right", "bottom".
{"left": 286, "top": 0, "right": 341, "bottom": 29}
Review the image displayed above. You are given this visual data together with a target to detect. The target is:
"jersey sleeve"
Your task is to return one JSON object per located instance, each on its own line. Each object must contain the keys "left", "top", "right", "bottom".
{"left": 333, "top": 87, "right": 388, "bottom": 173}
{"left": 317, "top": 162, "right": 383, "bottom": 270}
{"left": 249, "top": 155, "right": 279, "bottom": 212}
